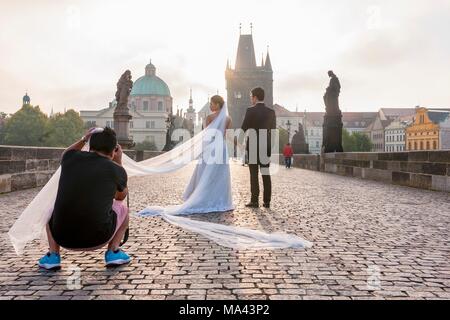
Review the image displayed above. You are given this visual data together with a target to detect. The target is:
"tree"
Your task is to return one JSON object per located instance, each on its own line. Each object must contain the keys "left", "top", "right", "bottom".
{"left": 342, "top": 128, "right": 353, "bottom": 152}
{"left": 4, "top": 104, "right": 48, "bottom": 146}
{"left": 353, "top": 131, "right": 372, "bottom": 152}
{"left": 45, "top": 110, "right": 85, "bottom": 147}
{"left": 342, "top": 129, "right": 372, "bottom": 152}
{"left": 0, "top": 112, "right": 8, "bottom": 144}
{"left": 134, "top": 140, "right": 158, "bottom": 151}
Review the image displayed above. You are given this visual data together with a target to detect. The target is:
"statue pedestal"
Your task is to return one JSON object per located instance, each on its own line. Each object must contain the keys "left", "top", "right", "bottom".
{"left": 322, "top": 113, "right": 343, "bottom": 153}
{"left": 113, "top": 108, "right": 134, "bottom": 149}
{"left": 292, "top": 142, "right": 309, "bottom": 154}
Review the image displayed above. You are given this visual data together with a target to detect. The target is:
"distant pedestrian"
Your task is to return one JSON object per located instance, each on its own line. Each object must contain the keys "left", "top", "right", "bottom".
{"left": 283, "top": 143, "right": 294, "bottom": 169}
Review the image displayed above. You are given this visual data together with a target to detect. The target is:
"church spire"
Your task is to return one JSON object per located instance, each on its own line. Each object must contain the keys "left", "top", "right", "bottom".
{"left": 188, "top": 88, "right": 194, "bottom": 110}
{"left": 186, "top": 88, "right": 196, "bottom": 123}
{"left": 264, "top": 46, "right": 272, "bottom": 71}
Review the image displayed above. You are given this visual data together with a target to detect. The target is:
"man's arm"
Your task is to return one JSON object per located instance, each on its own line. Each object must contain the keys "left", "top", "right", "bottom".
{"left": 241, "top": 108, "right": 251, "bottom": 132}
{"left": 115, "top": 187, "right": 128, "bottom": 201}
{"left": 112, "top": 144, "right": 128, "bottom": 201}
{"left": 61, "top": 127, "right": 97, "bottom": 158}
{"left": 62, "top": 139, "right": 86, "bottom": 158}
{"left": 271, "top": 110, "right": 277, "bottom": 129}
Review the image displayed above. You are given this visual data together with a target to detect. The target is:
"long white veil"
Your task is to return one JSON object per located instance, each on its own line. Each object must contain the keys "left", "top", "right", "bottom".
{"left": 8, "top": 104, "right": 312, "bottom": 255}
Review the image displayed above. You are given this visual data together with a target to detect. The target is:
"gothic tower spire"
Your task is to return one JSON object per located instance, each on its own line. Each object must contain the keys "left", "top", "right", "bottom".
{"left": 226, "top": 27, "right": 273, "bottom": 128}
{"left": 235, "top": 32, "right": 257, "bottom": 70}
{"left": 265, "top": 46, "right": 272, "bottom": 71}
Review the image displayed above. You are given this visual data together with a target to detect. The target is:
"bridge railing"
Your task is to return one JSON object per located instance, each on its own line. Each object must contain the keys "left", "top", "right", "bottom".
{"left": 1, "top": 145, "right": 448, "bottom": 194}
{"left": 279, "top": 151, "right": 450, "bottom": 192}
{"left": 0, "top": 145, "right": 163, "bottom": 194}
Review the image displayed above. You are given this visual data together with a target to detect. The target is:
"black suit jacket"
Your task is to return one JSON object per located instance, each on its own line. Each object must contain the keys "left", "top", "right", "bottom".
{"left": 241, "top": 103, "right": 277, "bottom": 165}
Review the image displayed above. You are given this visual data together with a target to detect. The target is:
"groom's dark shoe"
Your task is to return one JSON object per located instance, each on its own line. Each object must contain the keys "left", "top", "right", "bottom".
{"left": 263, "top": 203, "right": 270, "bottom": 209}
{"left": 245, "top": 202, "right": 259, "bottom": 208}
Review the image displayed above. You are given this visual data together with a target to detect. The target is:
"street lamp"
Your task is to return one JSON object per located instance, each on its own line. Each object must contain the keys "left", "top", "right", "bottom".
{"left": 286, "top": 120, "right": 292, "bottom": 142}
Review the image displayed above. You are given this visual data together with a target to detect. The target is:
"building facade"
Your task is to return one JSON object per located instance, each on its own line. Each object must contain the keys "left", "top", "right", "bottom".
{"left": 273, "top": 104, "right": 304, "bottom": 141}
{"left": 406, "top": 107, "right": 450, "bottom": 151}
{"left": 342, "top": 112, "right": 377, "bottom": 134}
{"left": 366, "top": 108, "right": 416, "bottom": 152}
{"left": 304, "top": 113, "right": 325, "bottom": 154}
{"left": 226, "top": 31, "right": 273, "bottom": 128}
{"left": 80, "top": 61, "right": 173, "bottom": 150}
{"left": 273, "top": 105, "right": 379, "bottom": 154}
{"left": 384, "top": 119, "right": 411, "bottom": 152}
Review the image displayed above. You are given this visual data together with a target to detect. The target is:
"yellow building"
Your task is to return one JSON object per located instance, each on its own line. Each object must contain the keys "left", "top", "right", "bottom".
{"left": 406, "top": 107, "right": 450, "bottom": 151}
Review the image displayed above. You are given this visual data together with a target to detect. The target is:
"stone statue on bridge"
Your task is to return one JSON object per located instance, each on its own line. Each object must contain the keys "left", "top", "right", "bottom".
{"left": 115, "top": 70, "right": 133, "bottom": 111}
{"left": 322, "top": 70, "right": 344, "bottom": 153}
{"left": 113, "top": 70, "right": 134, "bottom": 149}
{"left": 291, "top": 122, "right": 309, "bottom": 154}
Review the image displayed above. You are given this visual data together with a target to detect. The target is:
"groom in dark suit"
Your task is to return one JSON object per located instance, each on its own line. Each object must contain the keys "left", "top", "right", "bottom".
{"left": 241, "top": 87, "right": 277, "bottom": 208}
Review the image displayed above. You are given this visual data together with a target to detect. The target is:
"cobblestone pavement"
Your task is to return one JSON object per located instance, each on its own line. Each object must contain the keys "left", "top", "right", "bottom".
{"left": 0, "top": 161, "right": 449, "bottom": 300}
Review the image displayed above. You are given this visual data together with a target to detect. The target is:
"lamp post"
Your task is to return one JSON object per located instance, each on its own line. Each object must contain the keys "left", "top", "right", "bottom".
{"left": 286, "top": 120, "right": 292, "bottom": 142}
{"left": 304, "top": 109, "right": 308, "bottom": 145}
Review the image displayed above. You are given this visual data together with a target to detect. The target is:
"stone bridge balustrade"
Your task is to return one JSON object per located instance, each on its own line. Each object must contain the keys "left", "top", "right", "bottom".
{"left": 0, "top": 145, "right": 163, "bottom": 194}
{"left": 279, "top": 151, "right": 450, "bottom": 192}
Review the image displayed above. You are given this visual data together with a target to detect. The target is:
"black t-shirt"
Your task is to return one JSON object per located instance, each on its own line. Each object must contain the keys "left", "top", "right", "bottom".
{"left": 49, "top": 150, "right": 127, "bottom": 249}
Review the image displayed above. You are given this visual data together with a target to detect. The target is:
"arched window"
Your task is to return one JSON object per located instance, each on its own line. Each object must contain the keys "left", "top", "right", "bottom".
{"left": 433, "top": 141, "right": 437, "bottom": 150}
{"left": 426, "top": 141, "right": 430, "bottom": 150}
{"left": 414, "top": 142, "right": 417, "bottom": 150}
{"left": 420, "top": 141, "right": 423, "bottom": 150}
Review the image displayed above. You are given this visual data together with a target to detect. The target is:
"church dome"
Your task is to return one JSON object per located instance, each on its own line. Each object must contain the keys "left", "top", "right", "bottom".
{"left": 130, "top": 61, "right": 171, "bottom": 97}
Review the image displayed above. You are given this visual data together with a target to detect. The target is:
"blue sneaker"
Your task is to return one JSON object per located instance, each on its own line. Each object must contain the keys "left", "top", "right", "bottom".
{"left": 105, "top": 249, "right": 131, "bottom": 267}
{"left": 38, "top": 252, "right": 61, "bottom": 270}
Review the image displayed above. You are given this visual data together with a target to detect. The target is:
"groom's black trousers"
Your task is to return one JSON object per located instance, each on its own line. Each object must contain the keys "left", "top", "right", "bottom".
{"left": 249, "top": 164, "right": 271, "bottom": 204}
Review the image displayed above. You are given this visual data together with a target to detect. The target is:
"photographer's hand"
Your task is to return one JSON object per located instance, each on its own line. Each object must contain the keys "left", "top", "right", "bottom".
{"left": 82, "top": 127, "right": 99, "bottom": 142}
{"left": 112, "top": 144, "right": 123, "bottom": 166}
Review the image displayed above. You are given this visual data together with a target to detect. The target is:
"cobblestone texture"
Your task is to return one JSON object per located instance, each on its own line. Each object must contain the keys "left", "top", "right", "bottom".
{"left": 0, "top": 161, "right": 449, "bottom": 300}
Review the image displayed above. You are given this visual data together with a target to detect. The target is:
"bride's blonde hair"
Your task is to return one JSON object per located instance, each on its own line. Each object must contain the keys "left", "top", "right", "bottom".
{"left": 211, "top": 95, "right": 225, "bottom": 109}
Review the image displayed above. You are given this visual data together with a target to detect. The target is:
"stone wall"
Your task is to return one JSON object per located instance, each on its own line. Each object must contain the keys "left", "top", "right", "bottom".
{"left": 279, "top": 154, "right": 320, "bottom": 171}
{"left": 282, "top": 151, "right": 450, "bottom": 192}
{"left": 0, "top": 145, "right": 163, "bottom": 194}
{"left": 2, "top": 145, "right": 449, "bottom": 194}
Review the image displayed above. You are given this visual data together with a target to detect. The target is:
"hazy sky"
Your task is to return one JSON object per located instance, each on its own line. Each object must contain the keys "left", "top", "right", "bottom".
{"left": 1, "top": 0, "right": 450, "bottom": 115}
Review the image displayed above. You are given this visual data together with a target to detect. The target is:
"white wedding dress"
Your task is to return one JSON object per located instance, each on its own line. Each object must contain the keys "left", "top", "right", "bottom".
{"left": 8, "top": 103, "right": 312, "bottom": 255}
{"left": 136, "top": 125, "right": 234, "bottom": 217}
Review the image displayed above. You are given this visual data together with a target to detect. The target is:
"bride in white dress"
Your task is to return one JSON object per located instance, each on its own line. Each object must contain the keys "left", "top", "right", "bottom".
{"left": 8, "top": 96, "right": 312, "bottom": 254}
{"left": 137, "top": 95, "right": 234, "bottom": 217}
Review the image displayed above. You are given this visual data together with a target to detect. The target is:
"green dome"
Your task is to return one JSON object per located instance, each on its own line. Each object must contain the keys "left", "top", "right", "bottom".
{"left": 131, "top": 75, "right": 171, "bottom": 97}
{"left": 130, "top": 62, "right": 171, "bottom": 97}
